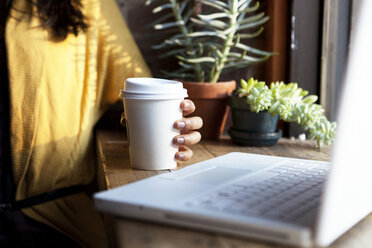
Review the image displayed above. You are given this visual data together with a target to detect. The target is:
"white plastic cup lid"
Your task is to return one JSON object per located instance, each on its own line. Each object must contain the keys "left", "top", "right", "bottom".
{"left": 120, "top": 78, "right": 188, "bottom": 100}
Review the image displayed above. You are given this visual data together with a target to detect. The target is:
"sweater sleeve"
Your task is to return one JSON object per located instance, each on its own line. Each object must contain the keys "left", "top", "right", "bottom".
{"left": 95, "top": 0, "right": 152, "bottom": 112}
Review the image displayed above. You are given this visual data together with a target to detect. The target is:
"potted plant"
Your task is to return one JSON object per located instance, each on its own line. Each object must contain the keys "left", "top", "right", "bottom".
{"left": 145, "top": 0, "right": 274, "bottom": 139}
{"left": 229, "top": 77, "right": 337, "bottom": 147}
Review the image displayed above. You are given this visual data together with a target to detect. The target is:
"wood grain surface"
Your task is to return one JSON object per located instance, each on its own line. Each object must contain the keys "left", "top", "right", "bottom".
{"left": 96, "top": 130, "right": 372, "bottom": 248}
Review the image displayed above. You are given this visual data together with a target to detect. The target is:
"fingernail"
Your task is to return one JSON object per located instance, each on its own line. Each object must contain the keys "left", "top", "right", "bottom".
{"left": 177, "top": 153, "right": 185, "bottom": 160}
{"left": 183, "top": 101, "right": 190, "bottom": 109}
{"left": 177, "top": 121, "right": 186, "bottom": 129}
{"left": 176, "top": 137, "right": 185, "bottom": 144}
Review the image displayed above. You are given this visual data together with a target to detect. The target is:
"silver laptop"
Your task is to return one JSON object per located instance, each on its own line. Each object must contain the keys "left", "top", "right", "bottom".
{"left": 94, "top": 1, "right": 372, "bottom": 247}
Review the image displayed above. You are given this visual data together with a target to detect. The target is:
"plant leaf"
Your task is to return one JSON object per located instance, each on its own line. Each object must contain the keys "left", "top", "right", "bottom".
{"left": 196, "top": 0, "right": 229, "bottom": 13}
{"left": 233, "top": 43, "right": 275, "bottom": 56}
{"left": 302, "top": 95, "right": 318, "bottom": 104}
{"left": 199, "top": 0, "right": 228, "bottom": 8}
{"left": 239, "top": 1, "right": 259, "bottom": 13}
{"left": 226, "top": 51, "right": 246, "bottom": 61}
{"left": 154, "top": 20, "right": 185, "bottom": 30}
{"left": 179, "top": 1, "right": 188, "bottom": 14}
{"left": 240, "top": 79, "right": 248, "bottom": 89}
{"left": 224, "top": 56, "right": 270, "bottom": 68}
{"left": 145, "top": 0, "right": 164, "bottom": 6}
{"left": 176, "top": 55, "right": 216, "bottom": 63}
{"left": 214, "top": 48, "right": 224, "bottom": 59}
{"left": 183, "top": 8, "right": 194, "bottom": 22}
{"left": 191, "top": 17, "right": 228, "bottom": 29}
{"left": 152, "top": 38, "right": 189, "bottom": 49}
{"left": 268, "top": 101, "right": 280, "bottom": 114}
{"left": 204, "top": 41, "right": 223, "bottom": 48}
{"left": 238, "top": 12, "right": 265, "bottom": 25}
{"left": 239, "top": 27, "right": 264, "bottom": 39}
{"left": 198, "top": 13, "right": 230, "bottom": 20}
{"left": 238, "top": 16, "right": 270, "bottom": 31}
{"left": 153, "top": 3, "right": 172, "bottom": 14}
{"left": 238, "top": 0, "right": 251, "bottom": 12}
{"left": 178, "top": 61, "right": 194, "bottom": 69}
{"left": 186, "top": 31, "right": 227, "bottom": 40}
{"left": 247, "top": 77, "right": 255, "bottom": 88}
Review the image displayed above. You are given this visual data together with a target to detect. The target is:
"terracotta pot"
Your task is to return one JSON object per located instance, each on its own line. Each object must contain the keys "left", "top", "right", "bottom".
{"left": 182, "top": 81, "right": 236, "bottom": 139}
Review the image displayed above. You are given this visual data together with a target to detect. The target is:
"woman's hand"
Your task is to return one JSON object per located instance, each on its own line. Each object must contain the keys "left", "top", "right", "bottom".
{"left": 173, "top": 100, "right": 203, "bottom": 161}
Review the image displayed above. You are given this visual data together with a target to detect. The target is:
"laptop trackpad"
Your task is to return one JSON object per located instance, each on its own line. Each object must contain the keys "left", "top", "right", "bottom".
{"left": 181, "top": 167, "right": 251, "bottom": 185}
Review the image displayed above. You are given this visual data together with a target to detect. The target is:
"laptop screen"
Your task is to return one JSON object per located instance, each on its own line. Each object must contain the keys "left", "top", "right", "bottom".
{"left": 315, "top": 0, "right": 372, "bottom": 246}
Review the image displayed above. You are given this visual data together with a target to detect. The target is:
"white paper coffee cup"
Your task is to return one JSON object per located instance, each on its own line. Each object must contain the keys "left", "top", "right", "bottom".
{"left": 120, "top": 78, "right": 188, "bottom": 170}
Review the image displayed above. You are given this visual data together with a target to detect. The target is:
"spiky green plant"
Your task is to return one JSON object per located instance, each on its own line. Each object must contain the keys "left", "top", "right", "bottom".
{"left": 145, "top": 0, "right": 274, "bottom": 82}
{"left": 238, "top": 78, "right": 337, "bottom": 147}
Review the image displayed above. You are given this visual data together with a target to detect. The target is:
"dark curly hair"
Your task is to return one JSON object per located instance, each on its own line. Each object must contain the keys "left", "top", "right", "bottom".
{"left": 1, "top": 0, "right": 87, "bottom": 41}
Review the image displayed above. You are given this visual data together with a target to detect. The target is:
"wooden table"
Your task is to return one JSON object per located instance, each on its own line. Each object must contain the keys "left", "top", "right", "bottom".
{"left": 96, "top": 130, "right": 372, "bottom": 248}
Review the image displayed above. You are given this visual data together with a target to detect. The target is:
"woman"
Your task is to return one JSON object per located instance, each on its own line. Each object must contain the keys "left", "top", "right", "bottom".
{"left": 0, "top": 0, "right": 202, "bottom": 247}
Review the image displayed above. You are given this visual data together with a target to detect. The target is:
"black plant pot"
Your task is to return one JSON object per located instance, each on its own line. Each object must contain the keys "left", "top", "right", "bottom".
{"left": 228, "top": 95, "right": 282, "bottom": 146}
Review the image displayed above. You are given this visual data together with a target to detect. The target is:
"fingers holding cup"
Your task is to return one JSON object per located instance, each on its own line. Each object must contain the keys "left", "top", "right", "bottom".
{"left": 173, "top": 131, "right": 201, "bottom": 146}
{"left": 180, "top": 100, "right": 196, "bottom": 116}
{"left": 174, "top": 100, "right": 202, "bottom": 161}
{"left": 175, "top": 146, "right": 193, "bottom": 161}
{"left": 174, "top": 116, "right": 203, "bottom": 131}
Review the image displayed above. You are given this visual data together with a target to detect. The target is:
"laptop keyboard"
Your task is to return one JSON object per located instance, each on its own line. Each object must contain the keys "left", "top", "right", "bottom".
{"left": 185, "top": 162, "right": 329, "bottom": 222}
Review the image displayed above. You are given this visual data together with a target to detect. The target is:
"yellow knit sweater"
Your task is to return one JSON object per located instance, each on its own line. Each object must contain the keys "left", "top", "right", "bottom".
{"left": 6, "top": 0, "right": 150, "bottom": 247}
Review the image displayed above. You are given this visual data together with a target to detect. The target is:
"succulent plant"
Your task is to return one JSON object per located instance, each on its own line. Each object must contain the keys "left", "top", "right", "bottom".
{"left": 145, "top": 0, "right": 274, "bottom": 82}
{"left": 238, "top": 77, "right": 337, "bottom": 147}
